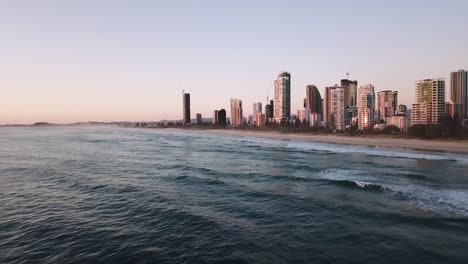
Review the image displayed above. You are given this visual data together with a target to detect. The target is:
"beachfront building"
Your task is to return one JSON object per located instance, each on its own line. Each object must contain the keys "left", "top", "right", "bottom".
{"left": 305, "top": 84, "right": 322, "bottom": 117}
{"left": 230, "top": 99, "right": 243, "bottom": 126}
{"left": 182, "top": 92, "right": 191, "bottom": 125}
{"left": 256, "top": 113, "right": 267, "bottom": 127}
{"left": 310, "top": 113, "right": 322, "bottom": 127}
{"left": 196, "top": 113, "right": 202, "bottom": 124}
{"left": 330, "top": 87, "right": 345, "bottom": 130}
{"left": 377, "top": 90, "right": 398, "bottom": 122}
{"left": 323, "top": 84, "right": 341, "bottom": 129}
{"left": 253, "top": 102, "right": 262, "bottom": 125}
{"left": 341, "top": 79, "right": 358, "bottom": 126}
{"left": 265, "top": 99, "right": 274, "bottom": 120}
{"left": 411, "top": 79, "right": 446, "bottom": 125}
{"left": 297, "top": 108, "right": 311, "bottom": 126}
{"left": 358, "top": 84, "right": 376, "bottom": 130}
{"left": 274, "top": 72, "right": 291, "bottom": 122}
{"left": 213, "top": 110, "right": 219, "bottom": 125}
{"left": 387, "top": 115, "right": 409, "bottom": 133}
{"left": 217, "top": 109, "right": 227, "bottom": 126}
{"left": 450, "top": 69, "right": 467, "bottom": 120}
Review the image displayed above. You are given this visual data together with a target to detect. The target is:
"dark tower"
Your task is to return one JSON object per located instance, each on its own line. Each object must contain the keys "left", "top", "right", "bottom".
{"left": 183, "top": 92, "right": 191, "bottom": 125}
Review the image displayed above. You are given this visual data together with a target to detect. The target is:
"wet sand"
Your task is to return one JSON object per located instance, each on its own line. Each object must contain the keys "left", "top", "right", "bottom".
{"left": 198, "top": 130, "right": 468, "bottom": 154}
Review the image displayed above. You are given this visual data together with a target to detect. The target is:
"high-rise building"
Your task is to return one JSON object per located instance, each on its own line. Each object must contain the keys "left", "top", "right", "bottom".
{"left": 265, "top": 100, "right": 274, "bottom": 119}
{"left": 330, "top": 88, "right": 345, "bottom": 130}
{"left": 253, "top": 102, "right": 262, "bottom": 125}
{"left": 213, "top": 110, "right": 219, "bottom": 125}
{"left": 182, "top": 92, "right": 191, "bottom": 125}
{"left": 341, "top": 79, "right": 358, "bottom": 126}
{"left": 411, "top": 79, "right": 446, "bottom": 125}
{"left": 230, "top": 99, "right": 243, "bottom": 126}
{"left": 217, "top": 109, "right": 227, "bottom": 126}
{"left": 274, "top": 72, "right": 291, "bottom": 121}
{"left": 255, "top": 113, "right": 266, "bottom": 127}
{"left": 196, "top": 113, "right": 202, "bottom": 124}
{"left": 305, "top": 85, "right": 322, "bottom": 116}
{"left": 377, "top": 90, "right": 398, "bottom": 121}
{"left": 358, "top": 84, "right": 376, "bottom": 130}
{"left": 323, "top": 84, "right": 341, "bottom": 128}
{"left": 450, "top": 69, "right": 468, "bottom": 119}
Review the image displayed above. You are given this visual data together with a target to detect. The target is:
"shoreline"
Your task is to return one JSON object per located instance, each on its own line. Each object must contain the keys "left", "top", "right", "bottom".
{"left": 183, "top": 129, "right": 468, "bottom": 155}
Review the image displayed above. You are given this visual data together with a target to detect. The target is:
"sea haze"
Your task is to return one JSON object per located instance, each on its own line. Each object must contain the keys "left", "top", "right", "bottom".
{"left": 1, "top": 126, "right": 468, "bottom": 263}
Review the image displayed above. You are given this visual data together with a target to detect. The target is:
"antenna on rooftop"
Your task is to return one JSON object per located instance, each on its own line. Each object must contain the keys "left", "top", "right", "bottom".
{"left": 346, "top": 72, "right": 350, "bottom": 79}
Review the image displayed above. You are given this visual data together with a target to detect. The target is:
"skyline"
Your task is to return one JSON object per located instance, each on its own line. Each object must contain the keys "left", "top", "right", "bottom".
{"left": 1, "top": 0, "right": 468, "bottom": 124}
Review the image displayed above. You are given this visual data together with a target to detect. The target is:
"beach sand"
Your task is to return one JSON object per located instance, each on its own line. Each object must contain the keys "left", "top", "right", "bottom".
{"left": 195, "top": 130, "right": 468, "bottom": 154}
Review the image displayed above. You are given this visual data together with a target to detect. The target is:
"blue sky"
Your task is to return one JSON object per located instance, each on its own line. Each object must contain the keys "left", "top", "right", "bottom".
{"left": 1, "top": 0, "right": 467, "bottom": 123}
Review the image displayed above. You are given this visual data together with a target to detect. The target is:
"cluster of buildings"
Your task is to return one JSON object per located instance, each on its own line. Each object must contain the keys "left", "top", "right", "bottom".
{"left": 181, "top": 69, "right": 468, "bottom": 133}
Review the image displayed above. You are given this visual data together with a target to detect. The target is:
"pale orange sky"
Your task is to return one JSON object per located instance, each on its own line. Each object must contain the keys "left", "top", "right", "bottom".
{"left": 1, "top": 1, "right": 467, "bottom": 124}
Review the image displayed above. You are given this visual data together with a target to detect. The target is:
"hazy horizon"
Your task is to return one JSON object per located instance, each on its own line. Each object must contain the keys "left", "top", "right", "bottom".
{"left": 1, "top": 0, "right": 467, "bottom": 124}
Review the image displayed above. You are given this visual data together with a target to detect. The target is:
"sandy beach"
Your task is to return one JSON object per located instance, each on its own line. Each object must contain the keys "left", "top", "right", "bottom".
{"left": 195, "top": 129, "right": 468, "bottom": 154}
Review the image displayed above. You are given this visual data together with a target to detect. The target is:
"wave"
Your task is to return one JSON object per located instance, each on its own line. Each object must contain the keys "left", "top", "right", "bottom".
{"left": 285, "top": 141, "right": 468, "bottom": 163}
{"left": 318, "top": 168, "right": 468, "bottom": 216}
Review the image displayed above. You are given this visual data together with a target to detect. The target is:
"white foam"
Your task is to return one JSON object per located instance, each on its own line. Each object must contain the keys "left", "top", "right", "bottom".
{"left": 285, "top": 141, "right": 468, "bottom": 164}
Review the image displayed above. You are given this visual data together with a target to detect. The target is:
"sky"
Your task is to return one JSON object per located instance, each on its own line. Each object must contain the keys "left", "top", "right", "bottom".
{"left": 1, "top": 0, "right": 467, "bottom": 124}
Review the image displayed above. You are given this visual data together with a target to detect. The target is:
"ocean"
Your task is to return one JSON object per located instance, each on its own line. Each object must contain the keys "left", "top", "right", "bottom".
{"left": 1, "top": 126, "right": 468, "bottom": 263}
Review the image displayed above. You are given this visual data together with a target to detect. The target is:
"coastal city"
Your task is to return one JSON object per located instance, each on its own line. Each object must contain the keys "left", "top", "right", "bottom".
{"left": 171, "top": 69, "right": 468, "bottom": 135}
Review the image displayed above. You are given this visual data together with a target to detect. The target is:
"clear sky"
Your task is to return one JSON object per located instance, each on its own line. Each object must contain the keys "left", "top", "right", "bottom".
{"left": 1, "top": 0, "right": 467, "bottom": 124}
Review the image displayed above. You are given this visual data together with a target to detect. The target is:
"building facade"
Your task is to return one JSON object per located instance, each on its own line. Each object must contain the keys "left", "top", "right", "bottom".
{"left": 450, "top": 69, "right": 467, "bottom": 119}
{"left": 387, "top": 115, "right": 409, "bottom": 133}
{"left": 330, "top": 88, "right": 345, "bottom": 130}
{"left": 230, "top": 99, "right": 243, "bottom": 126}
{"left": 323, "top": 85, "right": 341, "bottom": 129}
{"left": 358, "top": 84, "right": 376, "bottom": 130}
{"left": 217, "top": 109, "right": 227, "bottom": 126}
{"left": 255, "top": 113, "right": 267, "bottom": 127}
{"left": 213, "top": 110, "right": 219, "bottom": 125}
{"left": 305, "top": 85, "right": 322, "bottom": 116}
{"left": 341, "top": 79, "right": 358, "bottom": 126}
{"left": 297, "top": 108, "right": 311, "bottom": 126}
{"left": 265, "top": 100, "right": 274, "bottom": 120}
{"left": 411, "top": 79, "right": 446, "bottom": 125}
{"left": 196, "top": 113, "right": 202, "bottom": 124}
{"left": 253, "top": 102, "right": 262, "bottom": 125}
{"left": 182, "top": 92, "right": 191, "bottom": 125}
{"left": 274, "top": 72, "right": 291, "bottom": 121}
{"left": 377, "top": 90, "right": 398, "bottom": 121}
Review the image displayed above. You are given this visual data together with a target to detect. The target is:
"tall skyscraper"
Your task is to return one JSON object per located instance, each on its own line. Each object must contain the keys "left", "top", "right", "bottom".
{"left": 358, "top": 84, "right": 376, "bottom": 130}
{"left": 196, "top": 113, "right": 202, "bottom": 124}
{"left": 213, "top": 110, "right": 219, "bottom": 125}
{"left": 274, "top": 72, "right": 291, "bottom": 121}
{"left": 330, "top": 88, "right": 345, "bottom": 130}
{"left": 265, "top": 100, "right": 274, "bottom": 119}
{"left": 411, "top": 79, "right": 446, "bottom": 125}
{"left": 230, "top": 99, "right": 243, "bottom": 126}
{"left": 182, "top": 92, "right": 191, "bottom": 125}
{"left": 341, "top": 79, "right": 358, "bottom": 126}
{"left": 323, "top": 85, "right": 341, "bottom": 128}
{"left": 217, "top": 109, "right": 227, "bottom": 126}
{"left": 377, "top": 90, "right": 398, "bottom": 121}
{"left": 253, "top": 102, "right": 262, "bottom": 125}
{"left": 305, "top": 85, "right": 322, "bottom": 116}
{"left": 450, "top": 69, "right": 468, "bottom": 119}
